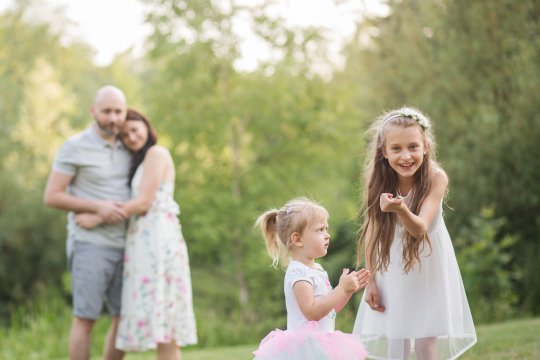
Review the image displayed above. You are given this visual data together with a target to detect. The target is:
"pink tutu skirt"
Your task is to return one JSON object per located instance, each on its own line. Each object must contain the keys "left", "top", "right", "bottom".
{"left": 253, "top": 321, "right": 367, "bottom": 360}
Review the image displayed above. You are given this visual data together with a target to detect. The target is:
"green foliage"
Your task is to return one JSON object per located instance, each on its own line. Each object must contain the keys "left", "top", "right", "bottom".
{"left": 140, "top": 0, "right": 365, "bottom": 336}
{"left": 1, "top": 0, "right": 539, "bottom": 348}
{"left": 455, "top": 208, "right": 520, "bottom": 322}
{"left": 343, "top": 0, "right": 540, "bottom": 314}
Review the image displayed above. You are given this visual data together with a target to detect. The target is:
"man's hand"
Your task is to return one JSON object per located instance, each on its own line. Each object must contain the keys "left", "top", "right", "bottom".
{"left": 75, "top": 213, "right": 104, "bottom": 229}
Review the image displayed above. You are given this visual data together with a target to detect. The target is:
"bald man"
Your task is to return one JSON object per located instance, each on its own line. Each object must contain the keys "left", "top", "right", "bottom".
{"left": 44, "top": 85, "right": 131, "bottom": 360}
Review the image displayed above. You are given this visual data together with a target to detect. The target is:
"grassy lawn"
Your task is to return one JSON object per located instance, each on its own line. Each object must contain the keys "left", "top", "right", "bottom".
{"left": 115, "top": 318, "right": 540, "bottom": 360}
{"left": 464, "top": 317, "right": 540, "bottom": 359}
{"left": 123, "top": 344, "right": 256, "bottom": 360}
{"left": 2, "top": 316, "right": 538, "bottom": 359}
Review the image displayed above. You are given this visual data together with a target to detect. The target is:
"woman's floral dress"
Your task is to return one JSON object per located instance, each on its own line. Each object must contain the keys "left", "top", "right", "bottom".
{"left": 116, "top": 165, "right": 197, "bottom": 351}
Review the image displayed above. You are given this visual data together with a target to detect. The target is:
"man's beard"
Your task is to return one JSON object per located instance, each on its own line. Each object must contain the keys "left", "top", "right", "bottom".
{"left": 95, "top": 119, "right": 120, "bottom": 137}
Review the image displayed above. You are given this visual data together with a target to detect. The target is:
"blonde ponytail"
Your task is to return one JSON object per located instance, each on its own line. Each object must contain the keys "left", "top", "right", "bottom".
{"left": 255, "top": 209, "right": 282, "bottom": 267}
{"left": 255, "top": 197, "right": 329, "bottom": 267}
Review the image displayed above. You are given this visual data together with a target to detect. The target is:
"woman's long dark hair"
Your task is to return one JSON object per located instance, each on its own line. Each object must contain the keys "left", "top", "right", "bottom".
{"left": 124, "top": 108, "right": 157, "bottom": 185}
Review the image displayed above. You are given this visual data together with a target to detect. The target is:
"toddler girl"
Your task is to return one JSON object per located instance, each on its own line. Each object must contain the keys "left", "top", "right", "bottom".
{"left": 254, "top": 197, "right": 369, "bottom": 360}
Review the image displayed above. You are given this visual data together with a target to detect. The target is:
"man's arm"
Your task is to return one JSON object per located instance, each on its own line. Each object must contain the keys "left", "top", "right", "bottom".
{"left": 43, "top": 170, "right": 127, "bottom": 223}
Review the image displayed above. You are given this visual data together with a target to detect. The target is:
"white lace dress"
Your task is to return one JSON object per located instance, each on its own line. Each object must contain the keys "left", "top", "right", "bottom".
{"left": 116, "top": 165, "right": 197, "bottom": 351}
{"left": 353, "top": 194, "right": 476, "bottom": 359}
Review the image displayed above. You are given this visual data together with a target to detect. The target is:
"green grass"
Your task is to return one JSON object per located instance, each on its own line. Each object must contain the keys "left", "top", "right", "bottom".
{"left": 1, "top": 307, "right": 538, "bottom": 359}
{"left": 464, "top": 317, "right": 540, "bottom": 359}
{"left": 109, "top": 318, "right": 540, "bottom": 360}
{"left": 122, "top": 318, "right": 540, "bottom": 359}
{"left": 122, "top": 344, "right": 256, "bottom": 360}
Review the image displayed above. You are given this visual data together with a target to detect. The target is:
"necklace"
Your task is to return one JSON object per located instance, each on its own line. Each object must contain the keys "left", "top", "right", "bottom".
{"left": 396, "top": 187, "right": 409, "bottom": 199}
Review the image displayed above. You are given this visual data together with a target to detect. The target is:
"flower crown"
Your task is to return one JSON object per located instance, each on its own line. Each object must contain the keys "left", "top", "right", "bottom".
{"left": 382, "top": 108, "right": 430, "bottom": 130}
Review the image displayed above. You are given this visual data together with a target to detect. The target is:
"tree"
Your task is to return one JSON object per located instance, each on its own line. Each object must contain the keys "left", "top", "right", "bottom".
{"left": 341, "top": 0, "right": 540, "bottom": 316}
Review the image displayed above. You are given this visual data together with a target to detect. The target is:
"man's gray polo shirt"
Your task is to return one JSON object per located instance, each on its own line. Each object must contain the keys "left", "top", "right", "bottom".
{"left": 53, "top": 125, "right": 131, "bottom": 250}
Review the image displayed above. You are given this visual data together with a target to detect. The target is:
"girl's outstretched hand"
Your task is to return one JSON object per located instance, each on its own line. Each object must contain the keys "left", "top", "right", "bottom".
{"left": 380, "top": 193, "right": 405, "bottom": 213}
{"left": 365, "top": 282, "right": 385, "bottom": 312}
{"left": 338, "top": 268, "right": 360, "bottom": 293}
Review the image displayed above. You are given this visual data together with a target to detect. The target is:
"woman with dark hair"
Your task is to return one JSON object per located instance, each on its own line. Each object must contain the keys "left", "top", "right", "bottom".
{"left": 76, "top": 108, "right": 197, "bottom": 359}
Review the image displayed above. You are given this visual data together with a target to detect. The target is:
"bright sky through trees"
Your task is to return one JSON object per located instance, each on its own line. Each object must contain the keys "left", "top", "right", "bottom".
{"left": 1, "top": 0, "right": 388, "bottom": 69}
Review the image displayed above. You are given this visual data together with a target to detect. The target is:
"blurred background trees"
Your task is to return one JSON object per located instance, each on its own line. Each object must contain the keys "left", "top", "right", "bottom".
{"left": 0, "top": 0, "right": 538, "bottom": 346}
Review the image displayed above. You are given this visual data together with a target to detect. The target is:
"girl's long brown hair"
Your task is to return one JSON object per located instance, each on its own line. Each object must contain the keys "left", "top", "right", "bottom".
{"left": 357, "top": 107, "right": 441, "bottom": 274}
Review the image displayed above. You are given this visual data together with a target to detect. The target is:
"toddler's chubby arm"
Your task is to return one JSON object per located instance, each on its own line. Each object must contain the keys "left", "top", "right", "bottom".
{"left": 294, "top": 268, "right": 369, "bottom": 321}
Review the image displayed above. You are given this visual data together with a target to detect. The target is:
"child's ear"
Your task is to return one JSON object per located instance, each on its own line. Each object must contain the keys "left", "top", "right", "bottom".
{"left": 290, "top": 232, "right": 303, "bottom": 248}
{"left": 424, "top": 141, "right": 430, "bottom": 155}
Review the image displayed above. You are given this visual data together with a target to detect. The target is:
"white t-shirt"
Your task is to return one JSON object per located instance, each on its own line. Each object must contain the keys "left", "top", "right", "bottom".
{"left": 284, "top": 260, "right": 336, "bottom": 332}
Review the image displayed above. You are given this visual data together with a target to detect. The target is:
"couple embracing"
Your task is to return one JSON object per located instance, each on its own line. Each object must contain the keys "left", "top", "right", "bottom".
{"left": 44, "top": 85, "right": 197, "bottom": 360}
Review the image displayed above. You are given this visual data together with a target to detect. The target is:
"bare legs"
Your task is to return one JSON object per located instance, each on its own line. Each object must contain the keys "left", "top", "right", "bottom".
{"left": 103, "top": 316, "right": 124, "bottom": 360}
{"left": 415, "top": 337, "right": 437, "bottom": 360}
{"left": 69, "top": 317, "right": 95, "bottom": 360}
{"left": 387, "top": 338, "right": 410, "bottom": 359}
{"left": 68, "top": 316, "right": 124, "bottom": 360}
{"left": 157, "top": 342, "right": 181, "bottom": 360}
{"left": 386, "top": 337, "right": 437, "bottom": 360}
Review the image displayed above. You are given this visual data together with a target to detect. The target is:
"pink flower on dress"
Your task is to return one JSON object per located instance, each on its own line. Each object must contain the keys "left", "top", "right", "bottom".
{"left": 142, "top": 276, "right": 150, "bottom": 285}
{"left": 137, "top": 319, "right": 146, "bottom": 328}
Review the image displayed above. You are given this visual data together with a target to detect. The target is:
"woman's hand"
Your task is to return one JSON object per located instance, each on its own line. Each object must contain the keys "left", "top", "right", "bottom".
{"left": 75, "top": 213, "right": 104, "bottom": 229}
{"left": 365, "top": 282, "right": 385, "bottom": 312}
{"left": 380, "top": 193, "right": 405, "bottom": 213}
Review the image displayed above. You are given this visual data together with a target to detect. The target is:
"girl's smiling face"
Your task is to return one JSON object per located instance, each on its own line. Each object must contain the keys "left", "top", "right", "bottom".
{"left": 383, "top": 124, "right": 427, "bottom": 181}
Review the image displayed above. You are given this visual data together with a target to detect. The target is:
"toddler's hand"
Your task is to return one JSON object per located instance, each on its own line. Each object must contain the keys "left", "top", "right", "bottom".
{"left": 355, "top": 268, "right": 370, "bottom": 289}
{"left": 338, "top": 268, "right": 360, "bottom": 293}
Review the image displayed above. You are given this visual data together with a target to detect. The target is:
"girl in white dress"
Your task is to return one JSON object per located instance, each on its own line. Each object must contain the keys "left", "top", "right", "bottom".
{"left": 353, "top": 107, "right": 476, "bottom": 360}
{"left": 253, "top": 198, "right": 369, "bottom": 360}
{"left": 76, "top": 109, "right": 197, "bottom": 359}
